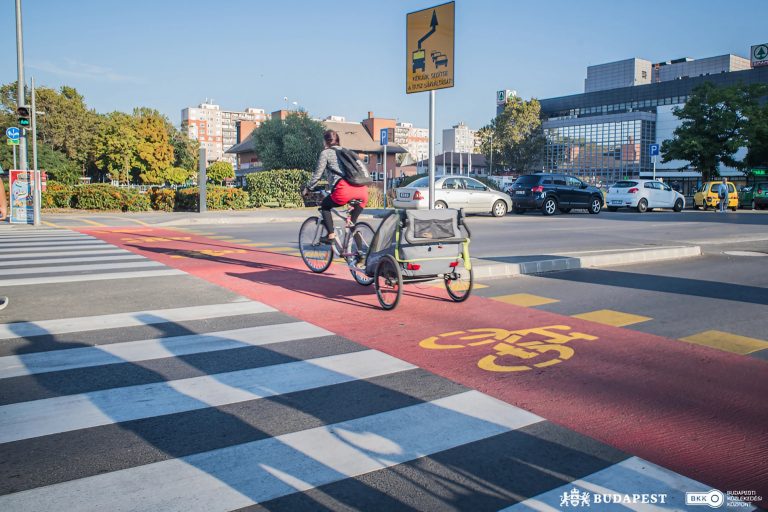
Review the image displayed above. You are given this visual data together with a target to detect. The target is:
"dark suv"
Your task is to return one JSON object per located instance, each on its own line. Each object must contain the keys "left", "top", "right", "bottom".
{"left": 509, "top": 173, "right": 603, "bottom": 215}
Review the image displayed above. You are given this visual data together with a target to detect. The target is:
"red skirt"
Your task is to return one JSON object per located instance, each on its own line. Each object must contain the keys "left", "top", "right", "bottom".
{"left": 331, "top": 179, "right": 368, "bottom": 207}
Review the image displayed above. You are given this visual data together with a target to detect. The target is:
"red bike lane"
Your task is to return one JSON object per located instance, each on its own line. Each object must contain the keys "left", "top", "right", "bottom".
{"left": 84, "top": 227, "right": 768, "bottom": 501}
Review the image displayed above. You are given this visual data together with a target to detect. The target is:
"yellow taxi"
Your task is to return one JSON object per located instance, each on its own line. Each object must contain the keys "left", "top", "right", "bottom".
{"left": 694, "top": 181, "right": 737, "bottom": 211}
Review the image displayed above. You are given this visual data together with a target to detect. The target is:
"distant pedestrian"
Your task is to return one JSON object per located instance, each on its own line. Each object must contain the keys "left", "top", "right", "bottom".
{"left": 0, "top": 174, "right": 8, "bottom": 311}
{"left": 718, "top": 177, "right": 729, "bottom": 213}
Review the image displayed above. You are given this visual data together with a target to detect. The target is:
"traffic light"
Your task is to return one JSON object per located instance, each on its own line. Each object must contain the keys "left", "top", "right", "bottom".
{"left": 17, "top": 105, "right": 31, "bottom": 127}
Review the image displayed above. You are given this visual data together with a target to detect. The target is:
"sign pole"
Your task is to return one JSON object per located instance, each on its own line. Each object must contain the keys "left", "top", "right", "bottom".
{"left": 15, "top": 0, "right": 27, "bottom": 171}
{"left": 32, "top": 75, "right": 40, "bottom": 226}
{"left": 383, "top": 144, "right": 388, "bottom": 208}
{"left": 13, "top": 145, "right": 17, "bottom": 169}
{"left": 429, "top": 90, "right": 436, "bottom": 209}
{"left": 653, "top": 156, "right": 656, "bottom": 181}
{"left": 198, "top": 148, "right": 207, "bottom": 213}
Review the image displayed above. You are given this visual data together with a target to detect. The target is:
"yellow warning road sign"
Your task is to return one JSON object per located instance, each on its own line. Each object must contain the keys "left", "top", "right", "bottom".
{"left": 406, "top": 1, "right": 454, "bottom": 94}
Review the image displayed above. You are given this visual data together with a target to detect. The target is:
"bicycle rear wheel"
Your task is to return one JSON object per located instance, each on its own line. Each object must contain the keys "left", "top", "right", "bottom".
{"left": 375, "top": 255, "right": 403, "bottom": 310}
{"left": 299, "top": 217, "right": 332, "bottom": 273}
{"left": 349, "top": 222, "right": 375, "bottom": 286}
{"left": 445, "top": 265, "right": 473, "bottom": 302}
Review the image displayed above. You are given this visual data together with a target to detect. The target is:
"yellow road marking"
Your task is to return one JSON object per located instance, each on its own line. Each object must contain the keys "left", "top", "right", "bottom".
{"left": 680, "top": 330, "right": 768, "bottom": 355}
{"left": 571, "top": 309, "right": 652, "bottom": 327}
{"left": 262, "top": 246, "right": 298, "bottom": 252}
{"left": 242, "top": 242, "right": 272, "bottom": 247}
{"left": 72, "top": 217, "right": 107, "bottom": 227}
{"left": 431, "top": 282, "right": 488, "bottom": 289}
{"left": 42, "top": 221, "right": 61, "bottom": 228}
{"left": 227, "top": 239, "right": 253, "bottom": 243}
{"left": 98, "top": 216, "right": 153, "bottom": 227}
{"left": 492, "top": 293, "right": 560, "bottom": 307}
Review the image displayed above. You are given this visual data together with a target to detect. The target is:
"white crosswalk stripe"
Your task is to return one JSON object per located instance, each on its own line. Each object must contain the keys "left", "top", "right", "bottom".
{"left": 0, "top": 226, "right": 184, "bottom": 285}
{"left": 0, "top": 226, "right": 740, "bottom": 510}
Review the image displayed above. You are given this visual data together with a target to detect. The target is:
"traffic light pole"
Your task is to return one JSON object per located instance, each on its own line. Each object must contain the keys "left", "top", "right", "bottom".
{"left": 31, "top": 75, "right": 40, "bottom": 226}
{"left": 15, "top": 0, "right": 27, "bottom": 171}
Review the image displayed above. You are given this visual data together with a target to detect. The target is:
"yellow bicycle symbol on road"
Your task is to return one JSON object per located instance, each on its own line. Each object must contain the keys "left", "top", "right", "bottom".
{"left": 419, "top": 325, "right": 598, "bottom": 372}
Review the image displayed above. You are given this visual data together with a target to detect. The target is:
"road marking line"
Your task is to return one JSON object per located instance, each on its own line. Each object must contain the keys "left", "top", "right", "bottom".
{"left": 71, "top": 217, "right": 107, "bottom": 227}
{"left": 0, "top": 241, "right": 107, "bottom": 251}
{"left": 242, "top": 242, "right": 272, "bottom": 247}
{"left": 97, "top": 216, "right": 153, "bottom": 227}
{"left": 226, "top": 239, "right": 254, "bottom": 243}
{"left": 0, "top": 349, "right": 417, "bottom": 443}
{"left": 0, "top": 300, "right": 272, "bottom": 340}
{"left": 0, "top": 322, "right": 333, "bottom": 379}
{"left": 0, "top": 255, "right": 147, "bottom": 267}
{"left": 499, "top": 456, "right": 722, "bottom": 511}
{"left": 262, "top": 246, "right": 299, "bottom": 252}
{"left": 41, "top": 221, "right": 61, "bottom": 228}
{"left": 0, "top": 390, "right": 541, "bottom": 510}
{"left": 571, "top": 309, "right": 652, "bottom": 327}
{"left": 0, "top": 249, "right": 130, "bottom": 260}
{"left": 680, "top": 330, "right": 768, "bottom": 355}
{"left": 0, "top": 269, "right": 187, "bottom": 287}
{"left": 430, "top": 282, "right": 488, "bottom": 289}
{"left": 0, "top": 260, "right": 164, "bottom": 276}
{"left": 205, "top": 235, "right": 234, "bottom": 239}
{"left": 491, "top": 293, "right": 560, "bottom": 307}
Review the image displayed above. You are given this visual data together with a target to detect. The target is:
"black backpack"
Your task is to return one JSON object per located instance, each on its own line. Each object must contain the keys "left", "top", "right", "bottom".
{"left": 334, "top": 148, "right": 373, "bottom": 186}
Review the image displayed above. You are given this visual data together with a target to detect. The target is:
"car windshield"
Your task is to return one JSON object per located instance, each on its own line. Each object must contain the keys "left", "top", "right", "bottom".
{"left": 515, "top": 175, "right": 540, "bottom": 186}
{"left": 613, "top": 181, "right": 638, "bottom": 188}
{"left": 406, "top": 177, "right": 429, "bottom": 188}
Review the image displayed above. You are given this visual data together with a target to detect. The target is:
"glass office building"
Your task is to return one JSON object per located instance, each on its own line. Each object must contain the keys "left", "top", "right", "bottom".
{"left": 523, "top": 54, "right": 768, "bottom": 185}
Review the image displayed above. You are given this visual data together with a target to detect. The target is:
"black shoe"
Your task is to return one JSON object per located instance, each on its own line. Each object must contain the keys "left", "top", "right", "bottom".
{"left": 319, "top": 235, "right": 336, "bottom": 245}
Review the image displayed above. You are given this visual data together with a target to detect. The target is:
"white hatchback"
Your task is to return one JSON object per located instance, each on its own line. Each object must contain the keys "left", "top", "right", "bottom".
{"left": 606, "top": 179, "right": 685, "bottom": 213}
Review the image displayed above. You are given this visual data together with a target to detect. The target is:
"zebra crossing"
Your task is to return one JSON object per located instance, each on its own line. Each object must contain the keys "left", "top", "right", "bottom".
{"left": 0, "top": 225, "right": 184, "bottom": 287}
{"left": 0, "top": 226, "right": 750, "bottom": 510}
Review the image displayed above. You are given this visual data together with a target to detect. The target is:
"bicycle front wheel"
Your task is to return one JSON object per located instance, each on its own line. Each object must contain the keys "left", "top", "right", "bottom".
{"left": 375, "top": 254, "right": 403, "bottom": 310}
{"left": 349, "top": 222, "right": 375, "bottom": 286}
{"left": 299, "top": 217, "right": 332, "bottom": 273}
{"left": 445, "top": 265, "right": 473, "bottom": 302}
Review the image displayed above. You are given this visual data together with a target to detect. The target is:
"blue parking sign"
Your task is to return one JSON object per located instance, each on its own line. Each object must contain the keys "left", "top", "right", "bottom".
{"left": 649, "top": 143, "right": 660, "bottom": 156}
{"left": 380, "top": 128, "right": 388, "bottom": 146}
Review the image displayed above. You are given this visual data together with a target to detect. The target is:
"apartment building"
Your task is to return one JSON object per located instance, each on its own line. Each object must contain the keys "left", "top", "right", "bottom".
{"left": 181, "top": 101, "right": 268, "bottom": 164}
{"left": 443, "top": 122, "right": 480, "bottom": 154}
{"left": 394, "top": 122, "right": 429, "bottom": 165}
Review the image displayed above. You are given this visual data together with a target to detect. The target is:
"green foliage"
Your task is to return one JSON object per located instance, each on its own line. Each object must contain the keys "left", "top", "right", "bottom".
{"left": 175, "top": 186, "right": 250, "bottom": 211}
{"left": 73, "top": 184, "right": 150, "bottom": 211}
{"left": 169, "top": 126, "right": 199, "bottom": 170}
{"left": 206, "top": 161, "right": 234, "bottom": 184}
{"left": 252, "top": 113, "right": 325, "bottom": 171}
{"left": 167, "top": 166, "right": 195, "bottom": 186}
{"left": 244, "top": 169, "right": 310, "bottom": 207}
{"left": 661, "top": 82, "right": 749, "bottom": 182}
{"left": 41, "top": 182, "right": 75, "bottom": 208}
{"left": 93, "top": 112, "right": 140, "bottom": 184}
{"left": 479, "top": 96, "right": 545, "bottom": 173}
{"left": 134, "top": 108, "right": 175, "bottom": 180}
{"left": 149, "top": 187, "right": 176, "bottom": 211}
{"left": 742, "top": 84, "right": 768, "bottom": 170}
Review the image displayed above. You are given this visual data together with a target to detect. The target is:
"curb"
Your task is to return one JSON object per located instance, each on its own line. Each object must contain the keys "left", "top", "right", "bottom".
{"left": 472, "top": 245, "right": 702, "bottom": 279}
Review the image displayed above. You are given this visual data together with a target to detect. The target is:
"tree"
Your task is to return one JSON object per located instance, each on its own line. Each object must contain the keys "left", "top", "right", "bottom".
{"left": 206, "top": 161, "right": 234, "bottom": 184}
{"left": 93, "top": 112, "right": 140, "bottom": 184}
{"left": 661, "top": 83, "right": 748, "bottom": 182}
{"left": 478, "top": 96, "right": 545, "bottom": 173}
{"left": 169, "top": 126, "right": 199, "bottom": 171}
{"left": 742, "top": 84, "right": 768, "bottom": 171}
{"left": 134, "top": 108, "right": 175, "bottom": 183}
{"left": 252, "top": 112, "right": 325, "bottom": 171}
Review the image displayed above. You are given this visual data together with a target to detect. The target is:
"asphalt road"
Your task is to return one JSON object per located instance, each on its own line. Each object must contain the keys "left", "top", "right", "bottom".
{"left": 1, "top": 215, "right": 766, "bottom": 510}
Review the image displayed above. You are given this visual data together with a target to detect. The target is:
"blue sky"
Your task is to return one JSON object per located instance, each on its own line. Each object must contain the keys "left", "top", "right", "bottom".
{"left": 1, "top": 0, "right": 765, "bottom": 137}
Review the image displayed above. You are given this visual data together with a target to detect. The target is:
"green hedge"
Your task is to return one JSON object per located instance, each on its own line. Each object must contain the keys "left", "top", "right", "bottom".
{"left": 73, "top": 184, "right": 150, "bottom": 211}
{"left": 175, "top": 186, "right": 250, "bottom": 211}
{"left": 244, "top": 169, "right": 310, "bottom": 207}
{"left": 42, "top": 182, "right": 75, "bottom": 208}
{"left": 149, "top": 187, "right": 175, "bottom": 212}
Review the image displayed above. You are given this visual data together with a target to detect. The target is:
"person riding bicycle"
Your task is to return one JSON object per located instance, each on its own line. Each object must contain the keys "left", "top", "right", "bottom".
{"left": 302, "top": 129, "right": 368, "bottom": 244}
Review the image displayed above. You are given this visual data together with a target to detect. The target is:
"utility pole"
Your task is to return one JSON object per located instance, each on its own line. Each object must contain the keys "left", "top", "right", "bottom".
{"left": 16, "top": 0, "right": 28, "bottom": 171}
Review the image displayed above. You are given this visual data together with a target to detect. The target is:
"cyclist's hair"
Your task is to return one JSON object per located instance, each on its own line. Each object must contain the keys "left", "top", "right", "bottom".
{"left": 323, "top": 130, "right": 340, "bottom": 147}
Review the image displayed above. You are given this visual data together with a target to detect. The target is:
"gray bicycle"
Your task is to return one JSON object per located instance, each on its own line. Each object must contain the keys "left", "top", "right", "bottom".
{"left": 298, "top": 197, "right": 375, "bottom": 286}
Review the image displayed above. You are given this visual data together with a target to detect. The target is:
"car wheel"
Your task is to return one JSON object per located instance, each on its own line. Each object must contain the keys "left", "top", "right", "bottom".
{"left": 607, "top": 206, "right": 618, "bottom": 212}
{"left": 637, "top": 198, "right": 648, "bottom": 213}
{"left": 731, "top": 206, "right": 737, "bottom": 212}
{"left": 434, "top": 200, "right": 447, "bottom": 209}
{"left": 542, "top": 197, "right": 557, "bottom": 216}
{"left": 588, "top": 197, "right": 602, "bottom": 214}
{"left": 673, "top": 199, "right": 683, "bottom": 212}
{"left": 513, "top": 207, "right": 525, "bottom": 214}
{"left": 559, "top": 208, "right": 571, "bottom": 214}
{"left": 491, "top": 200, "right": 508, "bottom": 217}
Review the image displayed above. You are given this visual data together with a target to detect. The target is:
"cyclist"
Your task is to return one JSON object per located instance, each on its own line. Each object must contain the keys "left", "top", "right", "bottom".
{"left": 302, "top": 129, "right": 368, "bottom": 244}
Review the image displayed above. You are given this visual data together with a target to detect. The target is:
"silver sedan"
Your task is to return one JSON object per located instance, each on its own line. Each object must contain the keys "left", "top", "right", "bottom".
{"left": 393, "top": 176, "right": 513, "bottom": 217}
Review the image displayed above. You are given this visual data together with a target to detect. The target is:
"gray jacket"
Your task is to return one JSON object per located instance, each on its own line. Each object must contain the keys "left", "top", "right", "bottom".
{"left": 307, "top": 146, "right": 343, "bottom": 191}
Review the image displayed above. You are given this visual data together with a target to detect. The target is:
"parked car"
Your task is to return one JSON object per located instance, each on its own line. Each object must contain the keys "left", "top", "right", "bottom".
{"left": 693, "top": 181, "right": 737, "bottom": 211}
{"left": 605, "top": 179, "right": 685, "bottom": 213}
{"left": 393, "top": 176, "right": 512, "bottom": 217}
{"left": 508, "top": 173, "right": 603, "bottom": 216}
{"left": 739, "top": 183, "right": 768, "bottom": 209}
